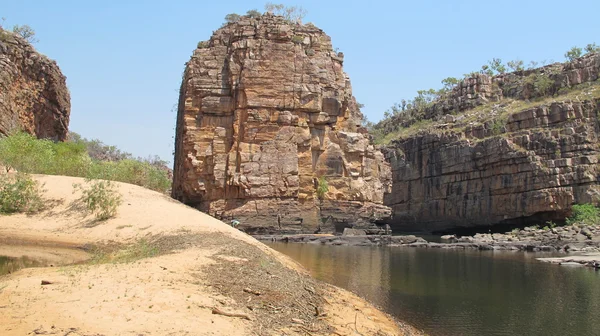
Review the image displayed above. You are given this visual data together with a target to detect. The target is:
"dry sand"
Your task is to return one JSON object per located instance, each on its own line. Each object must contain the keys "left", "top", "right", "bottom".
{"left": 0, "top": 175, "right": 424, "bottom": 336}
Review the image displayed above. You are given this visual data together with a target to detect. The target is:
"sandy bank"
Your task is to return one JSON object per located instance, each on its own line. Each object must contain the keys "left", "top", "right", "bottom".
{"left": 0, "top": 175, "right": 423, "bottom": 335}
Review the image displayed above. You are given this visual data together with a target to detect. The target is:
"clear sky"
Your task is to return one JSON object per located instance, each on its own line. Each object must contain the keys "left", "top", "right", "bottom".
{"left": 3, "top": 0, "right": 599, "bottom": 164}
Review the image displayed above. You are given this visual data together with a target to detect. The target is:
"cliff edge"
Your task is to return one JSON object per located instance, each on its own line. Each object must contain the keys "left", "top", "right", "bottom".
{"left": 0, "top": 28, "right": 70, "bottom": 140}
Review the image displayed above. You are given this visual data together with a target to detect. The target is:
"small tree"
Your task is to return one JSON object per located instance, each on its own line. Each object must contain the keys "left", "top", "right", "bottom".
{"left": 584, "top": 43, "right": 600, "bottom": 54}
{"left": 564, "top": 46, "right": 582, "bottom": 61}
{"left": 488, "top": 58, "right": 506, "bottom": 75}
{"left": 440, "top": 77, "right": 459, "bottom": 92}
{"left": 264, "top": 3, "right": 307, "bottom": 23}
{"left": 224, "top": 13, "right": 241, "bottom": 25}
{"left": 246, "top": 9, "right": 261, "bottom": 18}
{"left": 507, "top": 59, "right": 524, "bottom": 72}
{"left": 12, "top": 24, "right": 38, "bottom": 43}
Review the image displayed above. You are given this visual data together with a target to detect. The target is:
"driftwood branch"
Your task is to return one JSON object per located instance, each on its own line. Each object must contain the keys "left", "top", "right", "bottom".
{"left": 211, "top": 307, "right": 252, "bottom": 320}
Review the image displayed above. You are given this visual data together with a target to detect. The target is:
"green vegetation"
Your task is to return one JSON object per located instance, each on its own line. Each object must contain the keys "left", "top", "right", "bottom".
{"left": 564, "top": 46, "right": 582, "bottom": 61}
{"left": 566, "top": 204, "right": 600, "bottom": 225}
{"left": 0, "top": 132, "right": 171, "bottom": 193}
{"left": 73, "top": 179, "right": 122, "bottom": 221}
{"left": 0, "top": 173, "right": 45, "bottom": 214}
{"left": 197, "top": 40, "right": 209, "bottom": 48}
{"left": 316, "top": 176, "right": 328, "bottom": 200}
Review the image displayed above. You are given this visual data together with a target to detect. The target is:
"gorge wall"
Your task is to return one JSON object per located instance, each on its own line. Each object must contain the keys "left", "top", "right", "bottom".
{"left": 383, "top": 54, "right": 600, "bottom": 233}
{"left": 172, "top": 14, "right": 391, "bottom": 234}
{"left": 0, "top": 29, "right": 70, "bottom": 140}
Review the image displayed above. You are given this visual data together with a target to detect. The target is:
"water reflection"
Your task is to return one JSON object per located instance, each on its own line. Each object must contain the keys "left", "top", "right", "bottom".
{"left": 0, "top": 255, "right": 47, "bottom": 276}
{"left": 268, "top": 243, "right": 600, "bottom": 336}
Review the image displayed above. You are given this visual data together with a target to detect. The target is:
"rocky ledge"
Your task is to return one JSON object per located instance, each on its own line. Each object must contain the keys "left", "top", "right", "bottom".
{"left": 258, "top": 224, "right": 600, "bottom": 252}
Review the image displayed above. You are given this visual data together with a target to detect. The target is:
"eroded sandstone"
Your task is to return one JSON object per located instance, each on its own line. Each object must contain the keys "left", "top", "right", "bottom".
{"left": 172, "top": 14, "right": 391, "bottom": 233}
{"left": 0, "top": 29, "right": 70, "bottom": 140}
{"left": 383, "top": 55, "right": 600, "bottom": 233}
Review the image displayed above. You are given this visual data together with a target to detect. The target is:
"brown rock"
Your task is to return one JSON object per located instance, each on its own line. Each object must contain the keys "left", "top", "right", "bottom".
{"left": 384, "top": 98, "right": 600, "bottom": 233}
{"left": 0, "top": 29, "right": 70, "bottom": 140}
{"left": 172, "top": 14, "right": 391, "bottom": 233}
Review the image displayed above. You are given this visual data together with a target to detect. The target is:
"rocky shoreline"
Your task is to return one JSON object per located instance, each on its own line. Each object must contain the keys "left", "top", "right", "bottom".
{"left": 256, "top": 224, "right": 600, "bottom": 253}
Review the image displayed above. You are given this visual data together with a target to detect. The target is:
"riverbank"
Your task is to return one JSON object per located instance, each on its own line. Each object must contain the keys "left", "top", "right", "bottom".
{"left": 256, "top": 223, "right": 600, "bottom": 253}
{"left": 0, "top": 175, "right": 423, "bottom": 336}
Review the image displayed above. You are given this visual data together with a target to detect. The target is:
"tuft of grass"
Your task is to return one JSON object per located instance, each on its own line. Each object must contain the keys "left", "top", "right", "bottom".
{"left": 0, "top": 173, "right": 45, "bottom": 214}
{"left": 316, "top": 176, "right": 328, "bottom": 200}
{"left": 73, "top": 179, "right": 122, "bottom": 221}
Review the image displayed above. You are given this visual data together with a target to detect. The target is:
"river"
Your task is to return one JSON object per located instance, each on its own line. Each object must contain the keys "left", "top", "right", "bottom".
{"left": 267, "top": 243, "right": 600, "bottom": 336}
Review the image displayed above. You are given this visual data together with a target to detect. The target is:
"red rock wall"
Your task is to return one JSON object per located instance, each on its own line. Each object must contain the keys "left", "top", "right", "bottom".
{"left": 0, "top": 29, "right": 70, "bottom": 140}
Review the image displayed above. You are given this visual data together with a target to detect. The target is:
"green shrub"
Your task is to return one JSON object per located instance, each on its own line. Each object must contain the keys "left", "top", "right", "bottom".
{"left": 0, "top": 132, "right": 171, "bottom": 193}
{"left": 566, "top": 204, "right": 600, "bottom": 225}
{"left": 316, "top": 176, "right": 328, "bottom": 200}
{"left": 0, "top": 173, "right": 45, "bottom": 214}
{"left": 74, "top": 180, "right": 122, "bottom": 221}
{"left": 291, "top": 35, "right": 303, "bottom": 44}
{"left": 565, "top": 46, "right": 583, "bottom": 61}
{"left": 197, "top": 40, "right": 209, "bottom": 49}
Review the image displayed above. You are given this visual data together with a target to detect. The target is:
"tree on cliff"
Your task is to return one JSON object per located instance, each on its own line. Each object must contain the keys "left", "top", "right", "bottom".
{"left": 0, "top": 18, "right": 38, "bottom": 44}
{"left": 264, "top": 3, "right": 307, "bottom": 23}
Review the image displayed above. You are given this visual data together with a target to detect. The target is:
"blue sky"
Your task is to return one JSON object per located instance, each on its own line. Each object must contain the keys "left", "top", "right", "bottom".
{"left": 3, "top": 0, "right": 599, "bottom": 164}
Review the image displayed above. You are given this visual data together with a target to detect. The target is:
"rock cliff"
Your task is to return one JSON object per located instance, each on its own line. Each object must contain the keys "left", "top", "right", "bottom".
{"left": 172, "top": 14, "right": 391, "bottom": 233}
{"left": 382, "top": 53, "right": 600, "bottom": 233}
{"left": 0, "top": 29, "right": 70, "bottom": 140}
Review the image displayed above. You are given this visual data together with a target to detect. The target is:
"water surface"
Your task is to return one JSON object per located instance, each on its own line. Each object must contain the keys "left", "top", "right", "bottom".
{"left": 268, "top": 243, "right": 600, "bottom": 336}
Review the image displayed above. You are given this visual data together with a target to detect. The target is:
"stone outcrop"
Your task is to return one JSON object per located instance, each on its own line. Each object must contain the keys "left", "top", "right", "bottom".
{"left": 172, "top": 14, "right": 391, "bottom": 233}
{"left": 0, "top": 29, "right": 70, "bottom": 140}
{"left": 383, "top": 55, "right": 600, "bottom": 233}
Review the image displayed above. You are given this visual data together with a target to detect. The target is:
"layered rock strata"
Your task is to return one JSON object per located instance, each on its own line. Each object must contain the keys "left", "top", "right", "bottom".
{"left": 172, "top": 14, "right": 391, "bottom": 233}
{"left": 0, "top": 29, "right": 70, "bottom": 140}
{"left": 384, "top": 57, "right": 600, "bottom": 233}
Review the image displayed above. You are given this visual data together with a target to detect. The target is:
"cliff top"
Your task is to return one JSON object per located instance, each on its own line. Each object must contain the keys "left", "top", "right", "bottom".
{"left": 373, "top": 52, "right": 600, "bottom": 144}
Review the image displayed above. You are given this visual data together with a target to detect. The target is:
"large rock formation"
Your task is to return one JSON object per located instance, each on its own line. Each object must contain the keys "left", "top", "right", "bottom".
{"left": 172, "top": 14, "right": 391, "bottom": 233}
{"left": 0, "top": 29, "right": 70, "bottom": 140}
{"left": 383, "top": 54, "right": 600, "bottom": 233}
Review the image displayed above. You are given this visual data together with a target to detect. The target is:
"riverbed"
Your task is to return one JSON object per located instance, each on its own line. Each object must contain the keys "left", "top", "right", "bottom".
{"left": 268, "top": 243, "right": 600, "bottom": 336}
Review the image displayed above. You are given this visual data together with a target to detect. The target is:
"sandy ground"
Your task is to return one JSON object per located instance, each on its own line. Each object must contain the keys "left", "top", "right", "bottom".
{"left": 0, "top": 175, "right": 424, "bottom": 336}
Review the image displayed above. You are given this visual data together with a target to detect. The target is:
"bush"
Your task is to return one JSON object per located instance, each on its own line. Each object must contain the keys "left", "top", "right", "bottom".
{"left": 316, "top": 176, "right": 328, "bottom": 200}
{"left": 197, "top": 40, "right": 209, "bottom": 49}
{"left": 0, "top": 132, "right": 171, "bottom": 193}
{"left": 74, "top": 180, "right": 122, "bottom": 221}
{"left": 565, "top": 46, "right": 582, "bottom": 61}
{"left": 224, "top": 13, "right": 241, "bottom": 25}
{"left": 246, "top": 9, "right": 261, "bottom": 18}
{"left": 0, "top": 173, "right": 45, "bottom": 214}
{"left": 566, "top": 204, "right": 600, "bottom": 225}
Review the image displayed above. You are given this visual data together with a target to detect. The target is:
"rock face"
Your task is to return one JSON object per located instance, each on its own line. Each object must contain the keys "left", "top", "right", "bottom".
{"left": 172, "top": 14, "right": 391, "bottom": 233}
{"left": 383, "top": 55, "right": 600, "bottom": 233}
{"left": 0, "top": 29, "right": 70, "bottom": 140}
